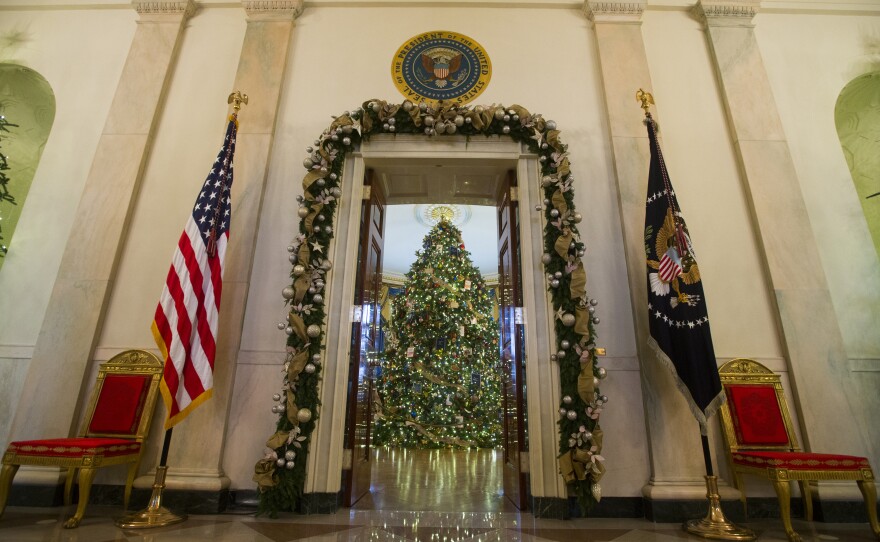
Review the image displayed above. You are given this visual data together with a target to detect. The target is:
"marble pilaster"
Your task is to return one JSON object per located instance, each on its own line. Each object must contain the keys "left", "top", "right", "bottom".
{"left": 7, "top": 1, "right": 194, "bottom": 485}
{"left": 694, "top": 0, "right": 874, "bottom": 467}
{"left": 141, "top": 0, "right": 301, "bottom": 499}
{"left": 583, "top": 0, "right": 712, "bottom": 502}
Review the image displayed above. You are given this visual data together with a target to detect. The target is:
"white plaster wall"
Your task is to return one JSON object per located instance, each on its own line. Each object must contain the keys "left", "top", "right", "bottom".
{"left": 0, "top": 8, "right": 135, "bottom": 451}
{"left": 756, "top": 12, "right": 880, "bottom": 361}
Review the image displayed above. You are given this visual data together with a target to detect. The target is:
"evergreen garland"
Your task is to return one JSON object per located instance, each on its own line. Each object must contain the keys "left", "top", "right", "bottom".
{"left": 255, "top": 99, "right": 606, "bottom": 516}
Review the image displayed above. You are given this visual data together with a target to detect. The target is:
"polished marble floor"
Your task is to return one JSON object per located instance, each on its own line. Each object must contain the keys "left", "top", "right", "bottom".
{"left": 1, "top": 448, "right": 877, "bottom": 541}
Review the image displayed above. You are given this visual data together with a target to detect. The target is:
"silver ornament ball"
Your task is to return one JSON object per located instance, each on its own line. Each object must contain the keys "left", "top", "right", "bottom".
{"left": 560, "top": 340, "right": 570, "bottom": 350}
{"left": 303, "top": 158, "right": 314, "bottom": 169}
{"left": 297, "top": 408, "right": 313, "bottom": 423}
{"left": 566, "top": 410, "right": 578, "bottom": 420}
{"left": 562, "top": 395, "right": 572, "bottom": 404}
{"left": 282, "top": 287, "right": 295, "bottom": 300}
{"left": 597, "top": 367, "right": 607, "bottom": 379}
{"left": 561, "top": 313, "right": 576, "bottom": 327}
{"left": 285, "top": 326, "right": 294, "bottom": 336}
{"left": 546, "top": 120, "right": 557, "bottom": 130}
{"left": 541, "top": 253, "right": 552, "bottom": 265}
{"left": 276, "top": 458, "right": 286, "bottom": 467}
{"left": 342, "top": 137, "right": 351, "bottom": 146}
{"left": 554, "top": 271, "right": 562, "bottom": 279}
{"left": 277, "top": 322, "right": 286, "bottom": 330}
{"left": 313, "top": 294, "right": 324, "bottom": 304}
{"left": 272, "top": 393, "right": 281, "bottom": 401}
{"left": 285, "top": 461, "right": 295, "bottom": 470}
{"left": 304, "top": 363, "right": 316, "bottom": 374}
{"left": 592, "top": 316, "right": 600, "bottom": 324}
{"left": 550, "top": 209, "right": 559, "bottom": 218}
{"left": 285, "top": 450, "right": 295, "bottom": 461}
{"left": 550, "top": 279, "right": 560, "bottom": 288}
{"left": 494, "top": 109, "right": 504, "bottom": 120}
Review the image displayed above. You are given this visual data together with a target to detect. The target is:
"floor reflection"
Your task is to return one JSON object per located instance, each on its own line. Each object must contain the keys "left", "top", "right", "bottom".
{"left": 353, "top": 447, "right": 514, "bottom": 513}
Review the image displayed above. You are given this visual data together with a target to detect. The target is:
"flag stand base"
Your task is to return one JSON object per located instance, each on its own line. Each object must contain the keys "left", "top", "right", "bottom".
{"left": 684, "top": 476, "right": 755, "bottom": 540}
{"left": 115, "top": 466, "right": 187, "bottom": 529}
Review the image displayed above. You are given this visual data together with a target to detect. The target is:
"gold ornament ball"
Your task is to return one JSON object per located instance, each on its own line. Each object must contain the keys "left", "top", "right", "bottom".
{"left": 561, "top": 313, "right": 576, "bottom": 327}
{"left": 306, "top": 324, "right": 321, "bottom": 338}
{"left": 293, "top": 264, "right": 306, "bottom": 277}
{"left": 298, "top": 206, "right": 310, "bottom": 218}
{"left": 297, "top": 408, "right": 313, "bottom": 423}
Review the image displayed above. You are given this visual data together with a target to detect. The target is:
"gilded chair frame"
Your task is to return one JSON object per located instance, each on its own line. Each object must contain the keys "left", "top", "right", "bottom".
{"left": 0, "top": 349, "right": 163, "bottom": 528}
{"left": 718, "top": 358, "right": 879, "bottom": 541}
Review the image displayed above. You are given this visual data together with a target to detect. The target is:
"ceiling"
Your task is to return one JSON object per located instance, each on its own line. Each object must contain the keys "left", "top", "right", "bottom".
{"left": 368, "top": 157, "right": 514, "bottom": 280}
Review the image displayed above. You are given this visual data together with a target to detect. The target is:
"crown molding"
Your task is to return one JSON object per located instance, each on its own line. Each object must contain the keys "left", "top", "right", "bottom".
{"left": 583, "top": 0, "right": 646, "bottom": 24}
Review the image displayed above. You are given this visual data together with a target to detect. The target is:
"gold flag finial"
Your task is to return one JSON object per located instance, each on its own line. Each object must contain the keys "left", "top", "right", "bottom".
{"left": 228, "top": 91, "right": 249, "bottom": 112}
{"left": 636, "top": 89, "right": 654, "bottom": 116}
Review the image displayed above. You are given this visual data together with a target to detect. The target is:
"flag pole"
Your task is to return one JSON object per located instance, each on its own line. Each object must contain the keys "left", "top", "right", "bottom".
{"left": 116, "top": 91, "right": 248, "bottom": 529}
{"left": 636, "top": 89, "right": 755, "bottom": 541}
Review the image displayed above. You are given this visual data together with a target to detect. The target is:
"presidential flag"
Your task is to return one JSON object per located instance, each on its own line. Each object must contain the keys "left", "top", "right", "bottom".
{"left": 643, "top": 115, "right": 723, "bottom": 434}
{"left": 152, "top": 115, "right": 238, "bottom": 429}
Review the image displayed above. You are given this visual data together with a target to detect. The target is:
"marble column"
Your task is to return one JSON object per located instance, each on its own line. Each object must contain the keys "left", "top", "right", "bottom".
{"left": 583, "top": 0, "right": 723, "bottom": 508}
{"left": 694, "top": 0, "right": 874, "bottom": 478}
{"left": 7, "top": 0, "right": 195, "bottom": 486}
{"left": 146, "top": 0, "right": 302, "bottom": 505}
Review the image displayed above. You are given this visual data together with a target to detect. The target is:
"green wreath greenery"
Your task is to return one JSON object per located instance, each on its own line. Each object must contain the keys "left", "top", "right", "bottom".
{"left": 254, "top": 99, "right": 608, "bottom": 516}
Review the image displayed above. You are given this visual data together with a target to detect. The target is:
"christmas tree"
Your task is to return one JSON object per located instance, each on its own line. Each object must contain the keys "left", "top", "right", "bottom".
{"left": 374, "top": 218, "right": 501, "bottom": 448}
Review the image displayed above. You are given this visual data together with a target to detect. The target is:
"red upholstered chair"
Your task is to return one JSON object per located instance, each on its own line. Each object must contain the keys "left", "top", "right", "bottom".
{"left": 718, "top": 358, "right": 879, "bottom": 541}
{"left": 0, "top": 350, "right": 162, "bottom": 528}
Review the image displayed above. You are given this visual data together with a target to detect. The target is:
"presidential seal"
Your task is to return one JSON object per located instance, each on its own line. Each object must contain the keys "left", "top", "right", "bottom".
{"left": 391, "top": 31, "right": 491, "bottom": 105}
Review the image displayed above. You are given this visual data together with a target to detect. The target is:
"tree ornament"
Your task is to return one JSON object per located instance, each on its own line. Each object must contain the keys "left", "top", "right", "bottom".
{"left": 550, "top": 279, "right": 560, "bottom": 288}
{"left": 293, "top": 264, "right": 306, "bottom": 277}
{"left": 588, "top": 306, "right": 595, "bottom": 314}
{"left": 297, "top": 408, "right": 313, "bottom": 423}
{"left": 502, "top": 125, "right": 510, "bottom": 134}
{"left": 572, "top": 212, "right": 583, "bottom": 224}
{"left": 276, "top": 457, "right": 286, "bottom": 467}
{"left": 271, "top": 405, "right": 279, "bottom": 413}
{"left": 277, "top": 322, "right": 286, "bottom": 330}
{"left": 277, "top": 404, "right": 286, "bottom": 412}
{"left": 419, "top": 102, "right": 428, "bottom": 112}
{"left": 554, "top": 271, "right": 562, "bottom": 279}
{"left": 282, "top": 287, "right": 295, "bottom": 300}
{"left": 557, "top": 350, "right": 566, "bottom": 358}
{"left": 590, "top": 298, "right": 599, "bottom": 306}
{"left": 566, "top": 410, "right": 578, "bottom": 420}
{"left": 316, "top": 178, "right": 326, "bottom": 187}
{"left": 306, "top": 325, "right": 321, "bottom": 338}
{"left": 312, "top": 354, "right": 322, "bottom": 363}
{"left": 298, "top": 207, "right": 310, "bottom": 219}
{"left": 324, "top": 225, "right": 333, "bottom": 234}
{"left": 597, "top": 367, "right": 607, "bottom": 379}
{"left": 285, "top": 450, "right": 295, "bottom": 461}
{"left": 561, "top": 313, "right": 576, "bottom": 327}
{"left": 330, "top": 172, "right": 338, "bottom": 181}
{"left": 303, "top": 158, "right": 314, "bottom": 169}
{"left": 308, "top": 286, "right": 317, "bottom": 294}
{"left": 285, "top": 326, "right": 294, "bottom": 336}
{"left": 600, "top": 395, "right": 608, "bottom": 403}
{"left": 541, "top": 253, "right": 552, "bottom": 265}
{"left": 550, "top": 209, "right": 559, "bottom": 218}
{"left": 550, "top": 354, "right": 558, "bottom": 361}
{"left": 316, "top": 215, "right": 325, "bottom": 222}
{"left": 542, "top": 176, "right": 554, "bottom": 187}
{"left": 313, "top": 294, "right": 324, "bottom": 304}
{"left": 494, "top": 108, "right": 504, "bottom": 120}
{"left": 562, "top": 395, "right": 572, "bottom": 404}
{"left": 546, "top": 120, "right": 557, "bottom": 130}
{"left": 285, "top": 461, "right": 296, "bottom": 470}
{"left": 592, "top": 316, "right": 600, "bottom": 324}
{"left": 342, "top": 137, "right": 351, "bottom": 146}
{"left": 560, "top": 340, "right": 570, "bottom": 350}
{"left": 424, "top": 115, "right": 435, "bottom": 126}
{"left": 559, "top": 408, "right": 568, "bottom": 416}
{"left": 454, "top": 115, "right": 464, "bottom": 126}
{"left": 273, "top": 393, "right": 281, "bottom": 401}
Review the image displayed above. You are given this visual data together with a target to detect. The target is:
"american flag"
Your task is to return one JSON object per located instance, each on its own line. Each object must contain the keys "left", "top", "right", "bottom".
{"left": 152, "top": 115, "right": 238, "bottom": 429}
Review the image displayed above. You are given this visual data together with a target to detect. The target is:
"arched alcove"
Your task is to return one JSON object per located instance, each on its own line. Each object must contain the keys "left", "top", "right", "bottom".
{"left": 835, "top": 71, "right": 880, "bottom": 259}
{"left": 0, "top": 63, "right": 56, "bottom": 268}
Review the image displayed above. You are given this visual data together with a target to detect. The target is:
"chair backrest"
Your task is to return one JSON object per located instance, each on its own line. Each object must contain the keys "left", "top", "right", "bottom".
{"left": 80, "top": 350, "right": 164, "bottom": 442}
{"left": 717, "top": 358, "right": 800, "bottom": 453}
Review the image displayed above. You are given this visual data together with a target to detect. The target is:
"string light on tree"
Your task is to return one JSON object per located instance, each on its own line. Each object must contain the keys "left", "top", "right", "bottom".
{"left": 374, "top": 219, "right": 501, "bottom": 449}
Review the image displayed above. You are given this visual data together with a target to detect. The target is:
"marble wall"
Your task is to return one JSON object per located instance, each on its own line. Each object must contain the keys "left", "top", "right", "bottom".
{"left": 0, "top": 0, "right": 877, "bottom": 507}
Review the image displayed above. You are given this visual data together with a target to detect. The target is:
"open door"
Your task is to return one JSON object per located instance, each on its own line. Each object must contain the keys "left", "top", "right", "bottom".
{"left": 497, "top": 170, "right": 528, "bottom": 510}
{"left": 343, "top": 169, "right": 385, "bottom": 506}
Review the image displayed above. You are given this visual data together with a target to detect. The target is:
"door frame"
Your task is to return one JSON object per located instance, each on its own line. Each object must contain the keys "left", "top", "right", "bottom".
{"left": 303, "top": 134, "right": 567, "bottom": 503}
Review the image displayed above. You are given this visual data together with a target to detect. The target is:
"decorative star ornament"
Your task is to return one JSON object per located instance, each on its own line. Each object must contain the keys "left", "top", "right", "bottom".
{"left": 310, "top": 240, "right": 324, "bottom": 253}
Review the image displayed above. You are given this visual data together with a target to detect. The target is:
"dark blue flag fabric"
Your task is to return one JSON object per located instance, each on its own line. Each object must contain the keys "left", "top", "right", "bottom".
{"left": 644, "top": 115, "right": 723, "bottom": 435}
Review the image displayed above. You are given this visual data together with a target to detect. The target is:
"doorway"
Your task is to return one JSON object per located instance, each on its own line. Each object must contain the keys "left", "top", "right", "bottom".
{"left": 342, "top": 156, "right": 527, "bottom": 512}
{"left": 309, "top": 135, "right": 563, "bottom": 512}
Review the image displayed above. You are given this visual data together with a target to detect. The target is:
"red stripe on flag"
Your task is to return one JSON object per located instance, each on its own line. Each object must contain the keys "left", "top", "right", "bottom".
{"left": 177, "top": 233, "right": 214, "bottom": 402}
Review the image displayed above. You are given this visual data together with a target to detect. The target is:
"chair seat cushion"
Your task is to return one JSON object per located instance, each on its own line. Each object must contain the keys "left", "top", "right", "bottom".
{"left": 732, "top": 451, "right": 869, "bottom": 471}
{"left": 7, "top": 438, "right": 140, "bottom": 459}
